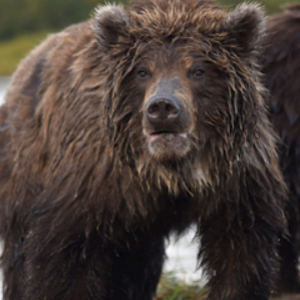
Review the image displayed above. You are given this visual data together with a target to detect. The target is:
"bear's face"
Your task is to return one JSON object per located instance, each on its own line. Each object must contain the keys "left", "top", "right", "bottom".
{"left": 134, "top": 45, "right": 230, "bottom": 161}
{"left": 139, "top": 47, "right": 199, "bottom": 160}
{"left": 93, "top": 0, "right": 266, "bottom": 168}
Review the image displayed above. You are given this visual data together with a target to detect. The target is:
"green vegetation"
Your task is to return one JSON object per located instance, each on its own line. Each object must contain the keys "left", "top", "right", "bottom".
{"left": 0, "top": 0, "right": 294, "bottom": 40}
{"left": 0, "top": 31, "right": 49, "bottom": 75}
{"left": 220, "top": 0, "right": 296, "bottom": 14}
{"left": 155, "top": 274, "right": 207, "bottom": 300}
{"left": 0, "top": 0, "right": 128, "bottom": 40}
{"left": 155, "top": 274, "right": 297, "bottom": 300}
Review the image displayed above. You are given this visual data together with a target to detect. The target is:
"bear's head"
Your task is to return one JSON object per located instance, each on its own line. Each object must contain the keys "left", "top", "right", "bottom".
{"left": 90, "top": 0, "right": 268, "bottom": 192}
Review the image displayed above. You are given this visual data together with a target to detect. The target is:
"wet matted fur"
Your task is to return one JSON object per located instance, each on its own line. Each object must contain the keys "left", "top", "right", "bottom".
{"left": 0, "top": 0, "right": 286, "bottom": 299}
{"left": 262, "top": 4, "right": 300, "bottom": 295}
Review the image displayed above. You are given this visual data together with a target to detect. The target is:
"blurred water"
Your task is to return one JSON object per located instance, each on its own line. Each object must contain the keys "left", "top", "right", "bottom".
{"left": 0, "top": 78, "right": 10, "bottom": 105}
{"left": 164, "top": 227, "right": 204, "bottom": 283}
{"left": 0, "top": 78, "right": 203, "bottom": 298}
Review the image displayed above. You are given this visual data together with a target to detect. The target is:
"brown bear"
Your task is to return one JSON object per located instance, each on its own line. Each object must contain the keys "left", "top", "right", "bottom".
{"left": 262, "top": 4, "right": 300, "bottom": 295}
{"left": 0, "top": 0, "right": 286, "bottom": 299}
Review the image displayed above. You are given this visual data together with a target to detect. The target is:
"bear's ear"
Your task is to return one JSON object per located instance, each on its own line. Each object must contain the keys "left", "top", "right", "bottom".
{"left": 221, "top": 3, "right": 266, "bottom": 55}
{"left": 93, "top": 5, "right": 129, "bottom": 51}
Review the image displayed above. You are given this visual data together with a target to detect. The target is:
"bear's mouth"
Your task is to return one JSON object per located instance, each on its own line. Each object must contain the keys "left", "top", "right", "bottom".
{"left": 143, "top": 129, "right": 190, "bottom": 159}
{"left": 149, "top": 131, "right": 187, "bottom": 142}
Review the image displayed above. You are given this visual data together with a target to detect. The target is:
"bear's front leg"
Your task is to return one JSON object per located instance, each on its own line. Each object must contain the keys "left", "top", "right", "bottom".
{"left": 106, "top": 234, "right": 165, "bottom": 300}
{"left": 23, "top": 220, "right": 166, "bottom": 300}
{"left": 199, "top": 201, "right": 283, "bottom": 300}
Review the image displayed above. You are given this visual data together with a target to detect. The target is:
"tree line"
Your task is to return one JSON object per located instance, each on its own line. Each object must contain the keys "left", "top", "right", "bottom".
{"left": 0, "top": 0, "right": 294, "bottom": 41}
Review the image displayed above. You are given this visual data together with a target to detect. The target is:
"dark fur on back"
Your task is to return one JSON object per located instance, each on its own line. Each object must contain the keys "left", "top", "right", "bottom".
{"left": 0, "top": 1, "right": 286, "bottom": 300}
{"left": 262, "top": 4, "right": 300, "bottom": 294}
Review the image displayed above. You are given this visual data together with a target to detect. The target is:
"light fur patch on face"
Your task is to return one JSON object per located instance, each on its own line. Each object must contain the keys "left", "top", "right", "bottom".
{"left": 135, "top": 152, "right": 212, "bottom": 196}
{"left": 142, "top": 77, "right": 162, "bottom": 110}
{"left": 174, "top": 88, "right": 193, "bottom": 126}
{"left": 194, "top": 167, "right": 209, "bottom": 187}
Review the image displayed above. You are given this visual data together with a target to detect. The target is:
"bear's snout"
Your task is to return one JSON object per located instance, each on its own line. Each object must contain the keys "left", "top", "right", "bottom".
{"left": 146, "top": 96, "right": 181, "bottom": 128}
{"left": 142, "top": 78, "right": 192, "bottom": 159}
{"left": 143, "top": 77, "right": 192, "bottom": 137}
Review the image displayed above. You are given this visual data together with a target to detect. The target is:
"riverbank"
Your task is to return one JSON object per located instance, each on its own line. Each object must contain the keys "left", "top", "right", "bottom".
{"left": 0, "top": 0, "right": 287, "bottom": 77}
{"left": 0, "top": 31, "right": 49, "bottom": 76}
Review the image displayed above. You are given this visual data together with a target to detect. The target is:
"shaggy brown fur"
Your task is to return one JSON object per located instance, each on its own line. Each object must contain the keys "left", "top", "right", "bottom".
{"left": 262, "top": 4, "right": 300, "bottom": 295}
{"left": 0, "top": 0, "right": 286, "bottom": 299}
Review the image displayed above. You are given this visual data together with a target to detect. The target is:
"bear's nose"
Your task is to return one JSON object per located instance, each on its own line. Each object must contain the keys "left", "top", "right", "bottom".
{"left": 146, "top": 97, "right": 181, "bottom": 123}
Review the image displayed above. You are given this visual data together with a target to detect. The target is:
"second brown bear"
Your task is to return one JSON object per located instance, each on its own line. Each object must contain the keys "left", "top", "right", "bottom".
{"left": 0, "top": 0, "right": 286, "bottom": 300}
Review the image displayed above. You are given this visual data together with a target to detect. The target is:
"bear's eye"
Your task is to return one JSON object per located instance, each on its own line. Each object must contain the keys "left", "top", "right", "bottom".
{"left": 137, "top": 68, "right": 150, "bottom": 80}
{"left": 190, "top": 66, "right": 205, "bottom": 79}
